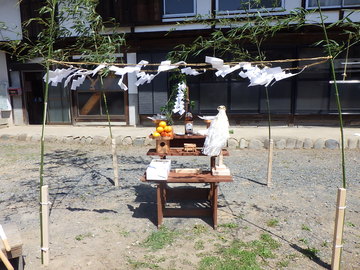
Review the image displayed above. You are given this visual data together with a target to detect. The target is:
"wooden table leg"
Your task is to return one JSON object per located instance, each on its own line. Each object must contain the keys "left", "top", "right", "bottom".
{"left": 211, "top": 183, "right": 219, "bottom": 230}
{"left": 156, "top": 183, "right": 166, "bottom": 228}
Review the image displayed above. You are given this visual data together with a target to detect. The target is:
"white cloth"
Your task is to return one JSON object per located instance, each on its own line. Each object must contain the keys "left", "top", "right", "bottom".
{"left": 202, "top": 106, "right": 229, "bottom": 156}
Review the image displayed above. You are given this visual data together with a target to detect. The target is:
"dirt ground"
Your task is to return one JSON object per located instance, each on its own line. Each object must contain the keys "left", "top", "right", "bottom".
{"left": 0, "top": 141, "right": 359, "bottom": 270}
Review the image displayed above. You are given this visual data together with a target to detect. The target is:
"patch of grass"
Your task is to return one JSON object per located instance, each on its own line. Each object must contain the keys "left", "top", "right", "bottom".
{"left": 75, "top": 232, "right": 93, "bottom": 241}
{"left": 127, "top": 259, "right": 160, "bottom": 269}
{"left": 302, "top": 247, "right": 320, "bottom": 260}
{"left": 218, "top": 222, "right": 238, "bottom": 229}
{"left": 301, "top": 224, "right": 311, "bottom": 232}
{"left": 277, "top": 260, "right": 290, "bottom": 268}
{"left": 321, "top": 240, "right": 329, "bottom": 247}
{"left": 143, "top": 226, "right": 179, "bottom": 251}
{"left": 197, "top": 234, "right": 280, "bottom": 270}
{"left": 346, "top": 221, "right": 356, "bottom": 228}
{"left": 266, "top": 218, "right": 279, "bottom": 227}
{"left": 299, "top": 238, "right": 309, "bottom": 245}
{"left": 194, "top": 240, "right": 205, "bottom": 250}
{"left": 193, "top": 224, "right": 208, "bottom": 235}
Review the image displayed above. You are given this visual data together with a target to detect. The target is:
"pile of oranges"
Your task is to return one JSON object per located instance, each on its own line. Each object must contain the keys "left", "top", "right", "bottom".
{"left": 152, "top": 121, "right": 173, "bottom": 138}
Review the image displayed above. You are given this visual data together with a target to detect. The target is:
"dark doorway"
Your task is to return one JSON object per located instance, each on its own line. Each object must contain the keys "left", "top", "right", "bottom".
{"left": 23, "top": 71, "right": 44, "bottom": 124}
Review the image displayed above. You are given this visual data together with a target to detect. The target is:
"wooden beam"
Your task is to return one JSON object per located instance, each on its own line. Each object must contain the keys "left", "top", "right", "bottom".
{"left": 79, "top": 92, "right": 101, "bottom": 115}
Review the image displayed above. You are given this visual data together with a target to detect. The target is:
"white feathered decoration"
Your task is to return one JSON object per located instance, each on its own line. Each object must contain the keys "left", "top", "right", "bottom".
{"left": 202, "top": 105, "right": 229, "bottom": 156}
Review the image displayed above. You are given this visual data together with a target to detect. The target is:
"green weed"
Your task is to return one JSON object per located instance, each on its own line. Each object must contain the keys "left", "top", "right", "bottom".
{"left": 143, "top": 226, "right": 179, "bottom": 251}
{"left": 75, "top": 232, "right": 93, "bottom": 241}
{"left": 302, "top": 247, "right": 320, "bottom": 260}
{"left": 301, "top": 224, "right": 311, "bottom": 231}
{"left": 193, "top": 224, "right": 208, "bottom": 235}
{"left": 127, "top": 259, "right": 160, "bottom": 269}
{"left": 267, "top": 218, "right": 279, "bottom": 227}
{"left": 198, "top": 234, "right": 280, "bottom": 269}
{"left": 218, "top": 222, "right": 238, "bottom": 229}
{"left": 346, "top": 221, "right": 356, "bottom": 228}
{"left": 194, "top": 240, "right": 205, "bottom": 250}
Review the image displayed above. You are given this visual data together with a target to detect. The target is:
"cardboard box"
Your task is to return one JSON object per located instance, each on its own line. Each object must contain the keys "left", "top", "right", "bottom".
{"left": 146, "top": 159, "right": 171, "bottom": 180}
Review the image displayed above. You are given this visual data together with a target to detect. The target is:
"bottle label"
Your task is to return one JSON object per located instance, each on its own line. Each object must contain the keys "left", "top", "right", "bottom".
{"left": 185, "top": 122, "right": 193, "bottom": 134}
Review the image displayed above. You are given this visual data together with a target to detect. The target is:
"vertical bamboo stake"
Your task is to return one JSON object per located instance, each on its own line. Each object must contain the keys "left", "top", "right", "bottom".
{"left": 111, "top": 138, "right": 119, "bottom": 186}
{"left": 41, "top": 185, "right": 50, "bottom": 266}
{"left": 102, "top": 92, "right": 119, "bottom": 186}
{"left": 331, "top": 188, "right": 347, "bottom": 270}
{"left": 0, "top": 249, "right": 14, "bottom": 270}
{"left": 267, "top": 139, "right": 274, "bottom": 187}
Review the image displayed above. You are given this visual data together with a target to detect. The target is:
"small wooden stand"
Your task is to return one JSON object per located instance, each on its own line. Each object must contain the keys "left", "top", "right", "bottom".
{"left": 183, "top": 143, "right": 197, "bottom": 152}
{"left": 211, "top": 151, "right": 231, "bottom": 176}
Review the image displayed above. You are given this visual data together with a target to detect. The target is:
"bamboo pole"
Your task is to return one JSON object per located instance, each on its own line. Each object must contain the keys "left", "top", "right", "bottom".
{"left": 267, "top": 139, "right": 274, "bottom": 187}
{"left": 0, "top": 249, "right": 13, "bottom": 270}
{"left": 41, "top": 185, "right": 50, "bottom": 266}
{"left": 0, "top": 225, "right": 11, "bottom": 252}
{"left": 111, "top": 138, "right": 119, "bottom": 187}
{"left": 331, "top": 188, "right": 347, "bottom": 270}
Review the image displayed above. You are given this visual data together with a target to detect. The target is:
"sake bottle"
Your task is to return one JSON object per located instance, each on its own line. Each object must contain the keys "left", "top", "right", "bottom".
{"left": 184, "top": 110, "right": 193, "bottom": 135}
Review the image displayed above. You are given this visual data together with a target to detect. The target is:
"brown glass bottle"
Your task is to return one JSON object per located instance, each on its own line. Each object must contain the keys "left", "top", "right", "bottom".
{"left": 184, "top": 111, "right": 193, "bottom": 135}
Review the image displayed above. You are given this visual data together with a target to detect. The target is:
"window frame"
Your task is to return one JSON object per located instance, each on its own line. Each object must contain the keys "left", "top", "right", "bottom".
{"left": 306, "top": 0, "right": 360, "bottom": 9}
{"left": 216, "top": 0, "right": 285, "bottom": 14}
{"left": 162, "top": 0, "right": 196, "bottom": 18}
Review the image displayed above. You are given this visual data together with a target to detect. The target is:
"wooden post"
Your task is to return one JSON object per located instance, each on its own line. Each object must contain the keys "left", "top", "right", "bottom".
{"left": 267, "top": 139, "right": 274, "bottom": 187}
{"left": 41, "top": 185, "right": 50, "bottom": 266}
{"left": 0, "top": 249, "right": 14, "bottom": 270}
{"left": 111, "top": 139, "right": 119, "bottom": 187}
{"left": 331, "top": 188, "right": 347, "bottom": 270}
{"left": 0, "top": 225, "right": 11, "bottom": 251}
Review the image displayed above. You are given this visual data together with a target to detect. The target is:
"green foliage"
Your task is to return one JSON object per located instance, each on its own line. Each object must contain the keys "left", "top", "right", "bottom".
{"left": 194, "top": 240, "right": 205, "bottom": 250}
{"left": 142, "top": 226, "right": 179, "bottom": 251}
{"left": 192, "top": 224, "right": 209, "bottom": 235}
{"left": 301, "top": 224, "right": 311, "bottom": 232}
{"left": 218, "top": 222, "right": 238, "bottom": 229}
{"left": 266, "top": 218, "right": 279, "bottom": 227}
{"left": 346, "top": 221, "right": 356, "bottom": 228}
{"left": 198, "top": 234, "right": 280, "bottom": 270}
{"left": 75, "top": 232, "right": 93, "bottom": 241}
{"left": 127, "top": 259, "right": 160, "bottom": 269}
{"left": 302, "top": 247, "right": 320, "bottom": 260}
{"left": 7, "top": 0, "right": 126, "bottom": 66}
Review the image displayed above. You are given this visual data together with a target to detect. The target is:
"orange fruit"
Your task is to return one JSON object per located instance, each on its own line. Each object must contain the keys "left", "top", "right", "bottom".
{"left": 164, "top": 126, "right": 172, "bottom": 133}
{"left": 156, "top": 126, "right": 164, "bottom": 133}
{"left": 161, "top": 131, "right": 167, "bottom": 137}
{"left": 152, "top": 131, "right": 160, "bottom": 137}
{"left": 158, "top": 121, "right": 167, "bottom": 128}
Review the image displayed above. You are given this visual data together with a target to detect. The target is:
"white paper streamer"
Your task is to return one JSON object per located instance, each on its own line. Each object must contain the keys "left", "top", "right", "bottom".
{"left": 172, "top": 82, "right": 186, "bottom": 115}
{"left": 44, "top": 67, "right": 76, "bottom": 86}
{"left": 181, "top": 67, "right": 203, "bottom": 76}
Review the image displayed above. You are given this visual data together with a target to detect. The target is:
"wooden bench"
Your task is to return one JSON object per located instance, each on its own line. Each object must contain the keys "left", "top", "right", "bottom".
{"left": 0, "top": 224, "right": 23, "bottom": 270}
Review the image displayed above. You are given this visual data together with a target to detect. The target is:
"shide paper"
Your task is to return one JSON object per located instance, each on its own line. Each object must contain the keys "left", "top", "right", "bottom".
{"left": 44, "top": 56, "right": 306, "bottom": 91}
{"left": 172, "top": 82, "right": 187, "bottom": 116}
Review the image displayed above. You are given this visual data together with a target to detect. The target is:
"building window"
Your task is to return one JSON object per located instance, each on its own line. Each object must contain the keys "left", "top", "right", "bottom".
{"left": 306, "top": 0, "right": 360, "bottom": 8}
{"left": 163, "top": 0, "right": 196, "bottom": 17}
{"left": 217, "top": 0, "right": 283, "bottom": 13}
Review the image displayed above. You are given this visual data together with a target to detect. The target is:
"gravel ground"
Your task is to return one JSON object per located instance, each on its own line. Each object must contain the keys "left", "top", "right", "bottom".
{"left": 0, "top": 141, "right": 359, "bottom": 270}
